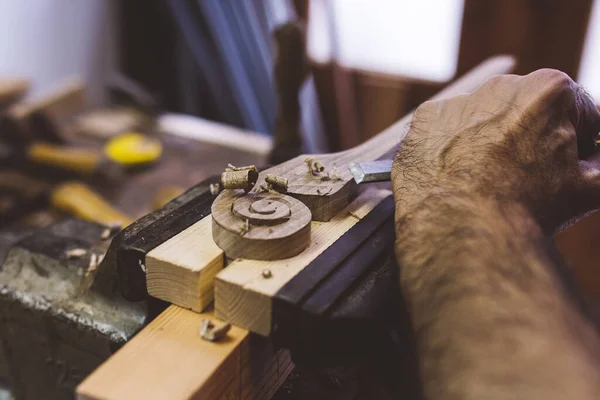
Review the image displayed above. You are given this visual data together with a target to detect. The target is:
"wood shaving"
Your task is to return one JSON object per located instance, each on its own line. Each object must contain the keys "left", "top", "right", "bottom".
{"left": 240, "top": 219, "right": 250, "bottom": 235}
{"left": 221, "top": 169, "right": 258, "bottom": 192}
{"left": 304, "top": 157, "right": 325, "bottom": 175}
{"left": 317, "top": 187, "right": 332, "bottom": 196}
{"left": 265, "top": 174, "right": 288, "bottom": 191}
{"left": 226, "top": 164, "right": 257, "bottom": 172}
{"left": 87, "top": 253, "right": 98, "bottom": 274}
{"left": 65, "top": 248, "right": 87, "bottom": 259}
{"left": 210, "top": 183, "right": 221, "bottom": 195}
{"left": 200, "top": 319, "right": 231, "bottom": 341}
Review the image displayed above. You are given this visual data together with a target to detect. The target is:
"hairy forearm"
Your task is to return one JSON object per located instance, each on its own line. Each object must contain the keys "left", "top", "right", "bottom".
{"left": 396, "top": 193, "right": 600, "bottom": 399}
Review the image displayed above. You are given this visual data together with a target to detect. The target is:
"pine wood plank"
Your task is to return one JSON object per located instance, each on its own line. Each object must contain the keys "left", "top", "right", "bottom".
{"left": 215, "top": 187, "right": 392, "bottom": 336}
{"left": 146, "top": 217, "right": 223, "bottom": 312}
{"left": 76, "top": 305, "right": 292, "bottom": 400}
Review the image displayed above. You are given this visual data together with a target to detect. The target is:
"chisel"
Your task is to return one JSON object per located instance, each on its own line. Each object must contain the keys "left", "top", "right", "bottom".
{"left": 348, "top": 160, "right": 393, "bottom": 184}
{"left": 350, "top": 134, "right": 600, "bottom": 184}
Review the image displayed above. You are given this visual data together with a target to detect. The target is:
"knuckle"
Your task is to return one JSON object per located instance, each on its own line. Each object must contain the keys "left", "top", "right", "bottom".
{"left": 531, "top": 69, "right": 574, "bottom": 93}
{"left": 479, "top": 73, "right": 517, "bottom": 90}
{"left": 414, "top": 100, "right": 437, "bottom": 118}
{"left": 484, "top": 75, "right": 505, "bottom": 86}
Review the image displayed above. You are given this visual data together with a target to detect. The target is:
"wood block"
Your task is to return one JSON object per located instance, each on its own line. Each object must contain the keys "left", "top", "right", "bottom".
{"left": 146, "top": 217, "right": 223, "bottom": 312}
{"left": 11, "top": 78, "right": 85, "bottom": 121}
{"left": 76, "top": 305, "right": 292, "bottom": 400}
{"left": 0, "top": 77, "right": 29, "bottom": 107}
{"left": 215, "top": 187, "right": 392, "bottom": 336}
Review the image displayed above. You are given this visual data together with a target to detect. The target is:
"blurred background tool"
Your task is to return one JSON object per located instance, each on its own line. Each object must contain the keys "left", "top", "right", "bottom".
{"left": 50, "top": 181, "right": 133, "bottom": 227}
{"left": 0, "top": 77, "right": 30, "bottom": 109}
{"left": 22, "top": 142, "right": 124, "bottom": 180}
{"left": 0, "top": 170, "right": 132, "bottom": 227}
{"left": 268, "top": 22, "right": 309, "bottom": 164}
{"left": 4, "top": 78, "right": 84, "bottom": 144}
{"left": 104, "top": 132, "right": 162, "bottom": 169}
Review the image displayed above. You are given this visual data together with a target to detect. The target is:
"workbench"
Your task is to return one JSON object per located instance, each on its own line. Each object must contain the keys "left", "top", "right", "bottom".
{"left": 77, "top": 65, "right": 600, "bottom": 400}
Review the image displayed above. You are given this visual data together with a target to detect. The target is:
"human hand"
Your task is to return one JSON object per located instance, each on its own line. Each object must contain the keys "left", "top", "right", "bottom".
{"left": 392, "top": 69, "right": 600, "bottom": 233}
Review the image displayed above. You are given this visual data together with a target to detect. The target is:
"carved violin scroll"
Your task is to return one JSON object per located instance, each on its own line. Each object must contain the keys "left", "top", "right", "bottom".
{"left": 211, "top": 189, "right": 311, "bottom": 260}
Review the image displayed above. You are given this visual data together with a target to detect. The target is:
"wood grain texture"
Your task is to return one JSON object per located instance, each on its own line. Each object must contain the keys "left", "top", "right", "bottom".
{"left": 76, "top": 305, "right": 292, "bottom": 400}
{"left": 458, "top": 0, "right": 592, "bottom": 78}
{"left": 215, "top": 187, "right": 392, "bottom": 336}
{"left": 146, "top": 217, "right": 223, "bottom": 312}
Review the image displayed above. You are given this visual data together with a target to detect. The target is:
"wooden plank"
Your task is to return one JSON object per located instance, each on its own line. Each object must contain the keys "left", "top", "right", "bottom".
{"left": 356, "top": 72, "right": 409, "bottom": 142}
{"left": 76, "top": 305, "right": 292, "bottom": 400}
{"left": 146, "top": 217, "right": 223, "bottom": 312}
{"left": 457, "top": 0, "right": 593, "bottom": 78}
{"left": 216, "top": 187, "right": 392, "bottom": 336}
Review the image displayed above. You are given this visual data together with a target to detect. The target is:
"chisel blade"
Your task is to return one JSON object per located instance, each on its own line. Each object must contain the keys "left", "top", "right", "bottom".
{"left": 348, "top": 160, "right": 393, "bottom": 184}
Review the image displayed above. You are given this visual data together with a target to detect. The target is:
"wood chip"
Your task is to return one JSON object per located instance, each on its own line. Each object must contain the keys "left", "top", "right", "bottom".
{"left": 199, "top": 319, "right": 231, "bottom": 342}
{"left": 65, "top": 248, "right": 87, "bottom": 259}
{"left": 221, "top": 170, "right": 258, "bottom": 192}
{"left": 226, "top": 164, "right": 257, "bottom": 172}
{"left": 210, "top": 183, "right": 220, "bottom": 195}
{"left": 265, "top": 174, "right": 288, "bottom": 191}
{"left": 304, "top": 157, "right": 325, "bottom": 175}
{"left": 87, "top": 253, "right": 98, "bottom": 273}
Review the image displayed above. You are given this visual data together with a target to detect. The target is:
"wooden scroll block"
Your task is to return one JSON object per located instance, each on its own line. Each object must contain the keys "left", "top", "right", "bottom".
{"left": 76, "top": 306, "right": 292, "bottom": 400}
{"left": 212, "top": 190, "right": 312, "bottom": 260}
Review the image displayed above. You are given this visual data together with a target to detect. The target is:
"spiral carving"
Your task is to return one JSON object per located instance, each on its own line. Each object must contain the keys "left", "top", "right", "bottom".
{"left": 211, "top": 190, "right": 312, "bottom": 260}
{"left": 232, "top": 196, "right": 292, "bottom": 225}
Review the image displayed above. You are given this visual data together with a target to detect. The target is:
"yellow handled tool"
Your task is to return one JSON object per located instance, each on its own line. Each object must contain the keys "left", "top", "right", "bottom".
{"left": 50, "top": 181, "right": 133, "bottom": 228}
{"left": 104, "top": 132, "right": 162, "bottom": 168}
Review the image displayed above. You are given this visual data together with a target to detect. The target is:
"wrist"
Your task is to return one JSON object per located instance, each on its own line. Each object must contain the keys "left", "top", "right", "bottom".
{"left": 395, "top": 190, "right": 542, "bottom": 287}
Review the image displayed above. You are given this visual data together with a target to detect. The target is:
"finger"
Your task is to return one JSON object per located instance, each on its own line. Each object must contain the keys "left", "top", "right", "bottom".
{"left": 569, "top": 84, "right": 600, "bottom": 159}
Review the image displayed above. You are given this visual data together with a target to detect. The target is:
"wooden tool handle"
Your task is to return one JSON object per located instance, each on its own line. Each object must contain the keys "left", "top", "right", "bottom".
{"left": 50, "top": 181, "right": 133, "bottom": 227}
{"left": 27, "top": 143, "right": 102, "bottom": 176}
